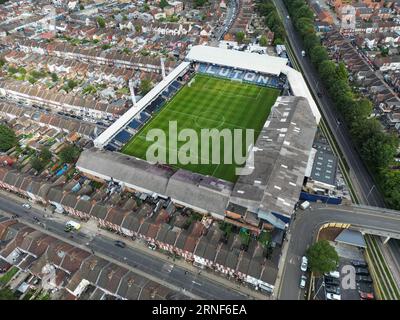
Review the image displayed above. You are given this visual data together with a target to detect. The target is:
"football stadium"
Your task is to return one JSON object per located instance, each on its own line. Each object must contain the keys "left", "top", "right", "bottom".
{"left": 80, "top": 45, "right": 320, "bottom": 226}
{"left": 121, "top": 74, "right": 280, "bottom": 182}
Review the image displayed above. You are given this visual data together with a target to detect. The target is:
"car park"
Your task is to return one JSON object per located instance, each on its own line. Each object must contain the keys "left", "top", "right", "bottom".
{"left": 114, "top": 240, "right": 126, "bottom": 248}
{"left": 300, "top": 256, "right": 308, "bottom": 272}
{"left": 357, "top": 282, "right": 373, "bottom": 293}
{"left": 324, "top": 276, "right": 340, "bottom": 286}
{"left": 352, "top": 260, "right": 368, "bottom": 268}
{"left": 356, "top": 275, "right": 373, "bottom": 283}
{"left": 355, "top": 267, "right": 369, "bottom": 275}
{"left": 326, "top": 292, "right": 341, "bottom": 300}
{"left": 299, "top": 275, "right": 307, "bottom": 289}
{"left": 325, "top": 284, "right": 341, "bottom": 295}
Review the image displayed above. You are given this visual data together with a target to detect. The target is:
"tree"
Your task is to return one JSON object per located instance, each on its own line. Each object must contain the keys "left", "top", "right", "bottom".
{"left": 194, "top": 0, "right": 207, "bottom": 7}
{"left": 0, "top": 59, "right": 5, "bottom": 67}
{"left": 309, "top": 45, "right": 328, "bottom": 67}
{"left": 259, "top": 35, "right": 268, "bottom": 47}
{"left": 139, "top": 78, "right": 152, "bottom": 95}
{"left": 51, "top": 73, "right": 58, "bottom": 82}
{"left": 59, "top": 145, "right": 80, "bottom": 163}
{"left": 8, "top": 66, "right": 17, "bottom": 74}
{"left": 96, "top": 16, "right": 106, "bottom": 28}
{"left": 40, "top": 147, "right": 52, "bottom": 162}
{"left": 306, "top": 240, "right": 339, "bottom": 274}
{"left": 66, "top": 79, "right": 78, "bottom": 91}
{"left": 0, "top": 124, "right": 17, "bottom": 152}
{"left": 0, "top": 288, "right": 17, "bottom": 300}
{"left": 337, "top": 62, "right": 349, "bottom": 81}
{"left": 30, "top": 156, "right": 45, "bottom": 172}
{"left": 159, "top": 0, "right": 169, "bottom": 9}
{"left": 135, "top": 25, "right": 142, "bottom": 33}
{"left": 360, "top": 132, "right": 398, "bottom": 170}
{"left": 236, "top": 31, "right": 245, "bottom": 44}
{"left": 30, "top": 147, "right": 52, "bottom": 172}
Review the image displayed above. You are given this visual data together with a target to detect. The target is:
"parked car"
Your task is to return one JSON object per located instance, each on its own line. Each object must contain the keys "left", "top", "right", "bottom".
{"left": 357, "top": 282, "right": 373, "bottom": 293}
{"left": 359, "top": 291, "right": 374, "bottom": 300}
{"left": 326, "top": 292, "right": 341, "bottom": 300}
{"left": 325, "top": 284, "right": 341, "bottom": 295}
{"left": 300, "top": 256, "right": 308, "bottom": 272}
{"left": 114, "top": 240, "right": 126, "bottom": 248}
{"left": 22, "top": 203, "right": 31, "bottom": 209}
{"left": 325, "top": 270, "right": 340, "bottom": 279}
{"left": 148, "top": 243, "right": 157, "bottom": 251}
{"left": 299, "top": 275, "right": 307, "bottom": 289}
{"left": 352, "top": 260, "right": 368, "bottom": 268}
{"left": 356, "top": 275, "right": 373, "bottom": 283}
{"left": 355, "top": 267, "right": 369, "bottom": 275}
{"left": 324, "top": 276, "right": 340, "bottom": 286}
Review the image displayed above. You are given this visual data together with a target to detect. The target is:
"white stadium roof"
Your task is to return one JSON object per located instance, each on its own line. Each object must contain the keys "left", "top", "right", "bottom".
{"left": 94, "top": 46, "right": 321, "bottom": 148}
{"left": 94, "top": 61, "right": 190, "bottom": 148}
{"left": 186, "top": 45, "right": 288, "bottom": 76}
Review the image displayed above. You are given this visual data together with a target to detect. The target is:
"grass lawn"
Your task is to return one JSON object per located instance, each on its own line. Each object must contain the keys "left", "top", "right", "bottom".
{"left": 122, "top": 74, "right": 279, "bottom": 182}
{"left": 0, "top": 266, "right": 19, "bottom": 287}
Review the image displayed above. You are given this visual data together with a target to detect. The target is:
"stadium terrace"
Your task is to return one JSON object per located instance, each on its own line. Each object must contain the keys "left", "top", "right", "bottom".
{"left": 79, "top": 46, "right": 320, "bottom": 229}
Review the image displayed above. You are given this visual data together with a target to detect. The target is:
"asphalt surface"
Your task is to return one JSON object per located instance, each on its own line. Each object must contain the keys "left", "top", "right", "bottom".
{"left": 0, "top": 195, "right": 250, "bottom": 300}
{"left": 278, "top": 203, "right": 400, "bottom": 299}
{"left": 210, "top": 0, "right": 238, "bottom": 43}
{"left": 273, "top": 0, "right": 385, "bottom": 208}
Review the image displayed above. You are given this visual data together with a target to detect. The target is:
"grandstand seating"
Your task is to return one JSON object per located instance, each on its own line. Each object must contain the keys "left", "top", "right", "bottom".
{"left": 196, "top": 63, "right": 284, "bottom": 90}
{"left": 128, "top": 119, "right": 142, "bottom": 130}
{"left": 171, "top": 81, "right": 181, "bottom": 90}
{"left": 112, "top": 79, "right": 184, "bottom": 149}
{"left": 138, "top": 111, "right": 150, "bottom": 123}
{"left": 105, "top": 144, "right": 117, "bottom": 152}
{"left": 114, "top": 129, "right": 132, "bottom": 144}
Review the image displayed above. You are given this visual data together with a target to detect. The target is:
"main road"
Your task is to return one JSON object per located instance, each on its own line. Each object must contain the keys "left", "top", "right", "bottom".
{"left": 278, "top": 204, "right": 400, "bottom": 299}
{"left": 273, "top": 0, "right": 385, "bottom": 208}
{"left": 0, "top": 194, "right": 252, "bottom": 300}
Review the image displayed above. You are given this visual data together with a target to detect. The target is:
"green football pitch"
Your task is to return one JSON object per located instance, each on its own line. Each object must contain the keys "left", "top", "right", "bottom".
{"left": 122, "top": 74, "right": 279, "bottom": 182}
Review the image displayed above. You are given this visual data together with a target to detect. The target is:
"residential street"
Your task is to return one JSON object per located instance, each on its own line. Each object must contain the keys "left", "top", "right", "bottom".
{"left": 273, "top": 0, "right": 385, "bottom": 208}
{"left": 0, "top": 192, "right": 265, "bottom": 300}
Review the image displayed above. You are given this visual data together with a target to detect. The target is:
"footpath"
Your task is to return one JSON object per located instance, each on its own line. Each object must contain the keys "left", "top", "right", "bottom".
{"left": 0, "top": 189, "right": 269, "bottom": 300}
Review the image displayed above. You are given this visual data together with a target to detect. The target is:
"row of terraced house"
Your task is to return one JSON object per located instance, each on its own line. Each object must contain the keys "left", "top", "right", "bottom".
{"left": 0, "top": 166, "right": 279, "bottom": 293}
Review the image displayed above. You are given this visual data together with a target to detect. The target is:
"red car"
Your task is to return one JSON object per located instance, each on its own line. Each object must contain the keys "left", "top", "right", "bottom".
{"left": 359, "top": 291, "right": 374, "bottom": 300}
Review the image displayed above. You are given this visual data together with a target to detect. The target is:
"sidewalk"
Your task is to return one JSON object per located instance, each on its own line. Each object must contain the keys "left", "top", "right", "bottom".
{"left": 273, "top": 225, "right": 291, "bottom": 300}
{"left": 0, "top": 189, "right": 268, "bottom": 300}
{"left": 0, "top": 206, "right": 199, "bottom": 300}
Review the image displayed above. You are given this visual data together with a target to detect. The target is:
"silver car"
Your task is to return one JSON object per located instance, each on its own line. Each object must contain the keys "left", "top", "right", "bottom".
{"left": 300, "top": 275, "right": 307, "bottom": 289}
{"left": 301, "top": 256, "right": 308, "bottom": 272}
